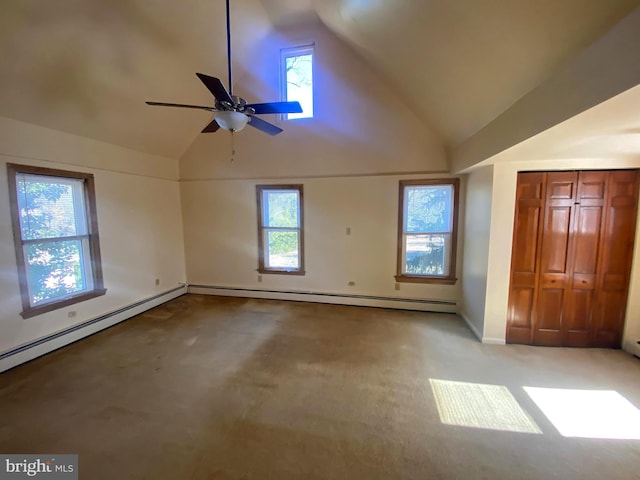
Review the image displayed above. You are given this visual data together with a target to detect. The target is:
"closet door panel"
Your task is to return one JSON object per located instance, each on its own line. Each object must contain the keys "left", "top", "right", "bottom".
{"left": 507, "top": 173, "right": 545, "bottom": 344}
{"left": 593, "top": 170, "right": 639, "bottom": 348}
{"left": 565, "top": 171, "right": 606, "bottom": 347}
{"left": 533, "top": 172, "right": 576, "bottom": 346}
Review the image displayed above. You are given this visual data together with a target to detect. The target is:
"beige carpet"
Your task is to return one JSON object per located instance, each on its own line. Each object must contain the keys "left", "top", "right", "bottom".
{"left": 1, "top": 294, "right": 639, "bottom": 479}
{"left": 429, "top": 379, "right": 542, "bottom": 434}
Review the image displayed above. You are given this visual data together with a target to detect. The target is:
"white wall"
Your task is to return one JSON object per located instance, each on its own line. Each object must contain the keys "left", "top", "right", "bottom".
{"left": 481, "top": 159, "right": 640, "bottom": 352}
{"left": 180, "top": 21, "right": 446, "bottom": 180}
{"left": 179, "top": 21, "right": 456, "bottom": 309}
{"left": 452, "top": 6, "right": 640, "bottom": 173}
{"left": 181, "top": 173, "right": 462, "bottom": 306}
{"left": 460, "top": 166, "right": 493, "bottom": 341}
{"left": 0, "top": 116, "right": 186, "bottom": 357}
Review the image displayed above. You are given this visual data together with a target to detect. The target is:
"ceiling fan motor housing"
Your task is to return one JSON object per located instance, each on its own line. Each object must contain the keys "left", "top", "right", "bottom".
{"left": 215, "top": 96, "right": 255, "bottom": 115}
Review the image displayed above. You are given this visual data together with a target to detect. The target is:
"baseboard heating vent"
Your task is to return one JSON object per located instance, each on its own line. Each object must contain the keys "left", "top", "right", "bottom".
{"left": 0, "top": 286, "right": 186, "bottom": 373}
{"left": 188, "top": 284, "right": 457, "bottom": 314}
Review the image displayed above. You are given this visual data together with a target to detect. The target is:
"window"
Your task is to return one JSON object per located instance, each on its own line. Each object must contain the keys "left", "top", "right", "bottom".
{"left": 396, "top": 179, "right": 459, "bottom": 284}
{"left": 281, "top": 44, "right": 314, "bottom": 119}
{"left": 256, "top": 185, "right": 304, "bottom": 275}
{"left": 7, "top": 164, "right": 106, "bottom": 318}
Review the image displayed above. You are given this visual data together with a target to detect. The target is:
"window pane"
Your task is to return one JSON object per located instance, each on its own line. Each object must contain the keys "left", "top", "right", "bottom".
{"left": 24, "top": 239, "right": 88, "bottom": 305}
{"left": 264, "top": 191, "right": 299, "bottom": 227}
{"left": 285, "top": 53, "right": 313, "bottom": 119}
{"left": 405, "top": 185, "right": 452, "bottom": 233}
{"left": 404, "top": 234, "right": 448, "bottom": 276}
{"left": 17, "top": 174, "right": 87, "bottom": 240}
{"left": 266, "top": 230, "right": 299, "bottom": 269}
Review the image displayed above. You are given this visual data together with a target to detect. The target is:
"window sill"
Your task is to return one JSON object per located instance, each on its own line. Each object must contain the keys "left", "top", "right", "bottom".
{"left": 258, "top": 268, "right": 306, "bottom": 276}
{"left": 394, "top": 275, "right": 457, "bottom": 285}
{"left": 285, "top": 116, "right": 314, "bottom": 121}
{"left": 21, "top": 288, "right": 107, "bottom": 319}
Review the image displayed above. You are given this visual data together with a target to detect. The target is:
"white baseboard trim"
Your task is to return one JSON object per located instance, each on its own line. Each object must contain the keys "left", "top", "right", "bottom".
{"left": 482, "top": 337, "right": 507, "bottom": 345}
{"left": 188, "top": 284, "right": 457, "bottom": 313}
{"left": 0, "top": 285, "right": 187, "bottom": 373}
{"left": 459, "top": 311, "right": 506, "bottom": 345}
{"left": 623, "top": 338, "right": 640, "bottom": 358}
{"left": 460, "top": 311, "right": 483, "bottom": 342}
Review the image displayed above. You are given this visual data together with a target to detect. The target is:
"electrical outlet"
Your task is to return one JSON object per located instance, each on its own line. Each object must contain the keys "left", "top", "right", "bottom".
{"left": 348, "top": 281, "right": 355, "bottom": 286}
{"left": 155, "top": 278, "right": 160, "bottom": 286}
{"left": 257, "top": 275, "right": 263, "bottom": 283}
{"left": 346, "top": 227, "right": 351, "bottom": 235}
{"left": 68, "top": 311, "right": 77, "bottom": 318}
{"left": 395, "top": 283, "right": 400, "bottom": 291}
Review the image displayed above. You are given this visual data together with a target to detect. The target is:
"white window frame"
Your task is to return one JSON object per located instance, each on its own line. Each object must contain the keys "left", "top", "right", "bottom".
{"left": 280, "top": 44, "right": 315, "bottom": 120}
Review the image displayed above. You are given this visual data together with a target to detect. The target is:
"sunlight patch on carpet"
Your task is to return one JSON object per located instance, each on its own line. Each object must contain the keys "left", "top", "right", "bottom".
{"left": 430, "top": 379, "right": 542, "bottom": 434}
{"left": 524, "top": 387, "right": 640, "bottom": 440}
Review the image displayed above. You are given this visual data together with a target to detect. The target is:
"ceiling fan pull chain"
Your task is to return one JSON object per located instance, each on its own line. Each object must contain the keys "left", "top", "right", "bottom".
{"left": 230, "top": 131, "right": 236, "bottom": 164}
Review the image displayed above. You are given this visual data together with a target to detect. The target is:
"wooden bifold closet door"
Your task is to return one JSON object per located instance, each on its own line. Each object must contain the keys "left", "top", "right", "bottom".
{"left": 507, "top": 170, "right": 639, "bottom": 348}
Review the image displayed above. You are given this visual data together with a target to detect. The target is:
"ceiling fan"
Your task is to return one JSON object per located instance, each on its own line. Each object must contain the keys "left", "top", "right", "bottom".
{"left": 145, "top": 0, "right": 302, "bottom": 136}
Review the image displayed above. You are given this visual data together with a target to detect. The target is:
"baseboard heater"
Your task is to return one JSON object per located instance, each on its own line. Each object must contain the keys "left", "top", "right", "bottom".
{"left": 0, "top": 286, "right": 186, "bottom": 373}
{"left": 188, "top": 284, "right": 457, "bottom": 313}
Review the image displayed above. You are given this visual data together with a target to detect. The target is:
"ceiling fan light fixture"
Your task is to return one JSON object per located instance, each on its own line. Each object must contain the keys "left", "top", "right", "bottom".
{"left": 215, "top": 110, "right": 249, "bottom": 132}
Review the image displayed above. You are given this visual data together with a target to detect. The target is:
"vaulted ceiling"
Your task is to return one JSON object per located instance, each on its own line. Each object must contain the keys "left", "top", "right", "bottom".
{"left": 269, "top": 0, "right": 640, "bottom": 143}
{"left": 0, "top": 0, "right": 638, "bottom": 160}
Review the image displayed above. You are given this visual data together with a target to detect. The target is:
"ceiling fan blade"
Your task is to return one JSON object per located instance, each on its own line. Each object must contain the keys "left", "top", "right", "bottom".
{"left": 146, "top": 101, "right": 215, "bottom": 112}
{"left": 201, "top": 118, "right": 220, "bottom": 133}
{"left": 246, "top": 101, "right": 303, "bottom": 115}
{"left": 247, "top": 115, "right": 283, "bottom": 136}
{"left": 196, "top": 73, "right": 233, "bottom": 105}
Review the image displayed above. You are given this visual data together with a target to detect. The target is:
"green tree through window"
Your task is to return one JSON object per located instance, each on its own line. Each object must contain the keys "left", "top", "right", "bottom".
{"left": 8, "top": 164, "right": 105, "bottom": 318}
{"left": 396, "top": 179, "right": 459, "bottom": 284}
{"left": 17, "top": 177, "right": 87, "bottom": 303}
{"left": 257, "top": 185, "right": 304, "bottom": 274}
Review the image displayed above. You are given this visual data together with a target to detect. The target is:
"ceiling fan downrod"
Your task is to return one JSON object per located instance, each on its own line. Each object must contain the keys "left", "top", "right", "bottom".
{"left": 226, "top": 0, "right": 233, "bottom": 96}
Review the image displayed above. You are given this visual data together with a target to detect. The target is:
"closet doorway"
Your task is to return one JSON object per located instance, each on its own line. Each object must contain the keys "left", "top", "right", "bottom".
{"left": 507, "top": 170, "right": 639, "bottom": 347}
